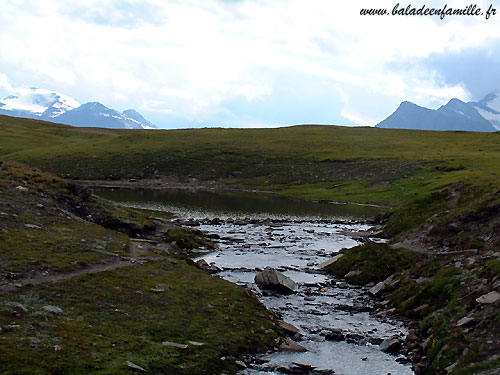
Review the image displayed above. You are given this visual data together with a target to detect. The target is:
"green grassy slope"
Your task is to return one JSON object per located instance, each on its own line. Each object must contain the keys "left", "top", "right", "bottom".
{"left": 0, "top": 162, "right": 281, "bottom": 374}
{"left": 2, "top": 114, "right": 500, "bottom": 207}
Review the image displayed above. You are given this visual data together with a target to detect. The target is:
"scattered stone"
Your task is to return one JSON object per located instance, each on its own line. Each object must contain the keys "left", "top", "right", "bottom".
{"left": 279, "top": 320, "right": 300, "bottom": 336}
{"left": 304, "top": 296, "right": 315, "bottom": 301}
{"left": 344, "top": 333, "right": 366, "bottom": 345}
{"left": 415, "top": 277, "right": 432, "bottom": 284}
{"left": 150, "top": 285, "right": 166, "bottom": 293}
{"left": 255, "top": 267, "right": 297, "bottom": 294}
{"left": 188, "top": 341, "right": 205, "bottom": 346}
{"left": 242, "top": 288, "right": 259, "bottom": 301}
{"left": 456, "top": 316, "right": 474, "bottom": 327}
{"left": 162, "top": 341, "right": 188, "bottom": 349}
{"left": 234, "top": 360, "right": 246, "bottom": 369}
{"left": 279, "top": 338, "right": 307, "bottom": 352}
{"left": 25, "top": 224, "right": 41, "bottom": 230}
{"left": 476, "top": 291, "right": 500, "bottom": 304}
{"left": 324, "top": 328, "right": 345, "bottom": 342}
{"left": 412, "top": 304, "right": 429, "bottom": 314}
{"left": 444, "top": 361, "right": 458, "bottom": 374}
{"left": 39, "top": 322, "right": 58, "bottom": 328}
{"left": 317, "top": 254, "right": 344, "bottom": 269}
{"left": 54, "top": 345, "right": 62, "bottom": 351}
{"left": 345, "top": 270, "right": 362, "bottom": 278}
{"left": 196, "top": 259, "right": 221, "bottom": 274}
{"left": 42, "top": 305, "right": 63, "bottom": 314}
{"left": 379, "top": 338, "right": 402, "bottom": 353}
{"left": 126, "top": 360, "right": 147, "bottom": 372}
{"left": 16, "top": 186, "right": 28, "bottom": 192}
{"left": 29, "top": 337, "right": 41, "bottom": 344}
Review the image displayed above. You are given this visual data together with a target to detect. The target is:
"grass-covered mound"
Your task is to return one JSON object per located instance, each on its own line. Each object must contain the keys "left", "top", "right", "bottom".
{"left": 3, "top": 114, "right": 500, "bottom": 207}
{"left": 323, "top": 242, "right": 419, "bottom": 285}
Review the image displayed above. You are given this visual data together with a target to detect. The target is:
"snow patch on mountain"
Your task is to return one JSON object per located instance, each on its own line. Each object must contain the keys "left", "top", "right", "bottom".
{"left": 483, "top": 92, "right": 500, "bottom": 112}
{"left": 0, "top": 88, "right": 156, "bottom": 130}
{"left": 474, "top": 106, "right": 500, "bottom": 130}
{"left": 0, "top": 88, "right": 80, "bottom": 116}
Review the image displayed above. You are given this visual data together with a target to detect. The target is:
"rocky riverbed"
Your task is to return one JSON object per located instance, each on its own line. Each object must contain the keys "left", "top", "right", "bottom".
{"left": 188, "top": 217, "right": 415, "bottom": 375}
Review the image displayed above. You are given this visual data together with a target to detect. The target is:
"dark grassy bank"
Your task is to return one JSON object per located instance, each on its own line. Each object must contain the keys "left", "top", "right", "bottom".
{"left": 0, "top": 162, "right": 281, "bottom": 374}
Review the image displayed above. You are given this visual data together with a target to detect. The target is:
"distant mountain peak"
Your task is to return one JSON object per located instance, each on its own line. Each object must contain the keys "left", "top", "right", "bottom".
{"left": 0, "top": 88, "right": 156, "bottom": 130}
{"left": 376, "top": 92, "right": 499, "bottom": 132}
{"left": 471, "top": 91, "right": 500, "bottom": 130}
{"left": 0, "top": 88, "right": 80, "bottom": 116}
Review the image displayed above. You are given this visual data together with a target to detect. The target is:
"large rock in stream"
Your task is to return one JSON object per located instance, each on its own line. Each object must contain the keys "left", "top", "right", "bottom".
{"left": 254, "top": 267, "right": 297, "bottom": 294}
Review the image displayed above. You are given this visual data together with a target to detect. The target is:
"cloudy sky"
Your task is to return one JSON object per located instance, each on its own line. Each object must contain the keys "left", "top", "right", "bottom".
{"left": 1, "top": 0, "right": 500, "bottom": 128}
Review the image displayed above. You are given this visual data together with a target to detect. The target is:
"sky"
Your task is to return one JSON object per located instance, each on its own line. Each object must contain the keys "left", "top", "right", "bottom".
{"left": 1, "top": 0, "right": 500, "bottom": 129}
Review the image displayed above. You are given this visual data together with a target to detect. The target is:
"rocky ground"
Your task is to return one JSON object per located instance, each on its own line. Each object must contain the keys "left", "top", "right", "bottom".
{"left": 323, "top": 183, "right": 500, "bottom": 375}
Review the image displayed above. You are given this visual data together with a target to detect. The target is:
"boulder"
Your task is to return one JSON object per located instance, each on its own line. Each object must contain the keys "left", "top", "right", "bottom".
{"left": 379, "top": 338, "right": 402, "bottom": 353}
{"left": 369, "top": 280, "right": 386, "bottom": 296}
{"left": 254, "top": 267, "right": 297, "bottom": 294}
{"left": 456, "top": 316, "right": 474, "bottom": 327}
{"left": 369, "top": 274, "right": 396, "bottom": 296}
{"left": 279, "top": 338, "right": 307, "bottom": 352}
{"left": 476, "top": 291, "right": 500, "bottom": 304}
{"left": 196, "top": 259, "right": 220, "bottom": 274}
{"left": 324, "top": 328, "right": 345, "bottom": 342}
{"left": 279, "top": 320, "right": 300, "bottom": 336}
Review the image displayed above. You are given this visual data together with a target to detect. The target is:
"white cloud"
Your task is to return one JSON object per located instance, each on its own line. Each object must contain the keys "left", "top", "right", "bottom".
{"left": 0, "top": 74, "right": 13, "bottom": 92}
{"left": 0, "top": 0, "right": 499, "bottom": 127}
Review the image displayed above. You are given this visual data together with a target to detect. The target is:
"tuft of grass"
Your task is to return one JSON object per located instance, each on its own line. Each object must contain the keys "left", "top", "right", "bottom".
{"left": 324, "top": 242, "right": 419, "bottom": 285}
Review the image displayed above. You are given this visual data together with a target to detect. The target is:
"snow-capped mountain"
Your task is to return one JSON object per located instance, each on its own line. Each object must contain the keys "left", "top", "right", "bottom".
{"left": 0, "top": 88, "right": 156, "bottom": 130}
{"left": 0, "top": 88, "right": 80, "bottom": 119}
{"left": 471, "top": 92, "right": 500, "bottom": 130}
{"left": 376, "top": 92, "right": 500, "bottom": 132}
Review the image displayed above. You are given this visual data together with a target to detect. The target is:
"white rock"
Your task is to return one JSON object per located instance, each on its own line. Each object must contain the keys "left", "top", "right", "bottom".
{"left": 318, "top": 254, "right": 344, "bottom": 269}
{"left": 162, "top": 341, "right": 188, "bottom": 349}
{"left": 126, "top": 361, "right": 147, "bottom": 372}
{"left": 476, "top": 291, "right": 500, "bottom": 304}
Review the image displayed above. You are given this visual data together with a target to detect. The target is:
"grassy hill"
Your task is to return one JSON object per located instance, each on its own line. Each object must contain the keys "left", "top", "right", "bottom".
{"left": 2, "top": 114, "right": 500, "bottom": 206}
{"left": 3, "top": 115, "right": 500, "bottom": 374}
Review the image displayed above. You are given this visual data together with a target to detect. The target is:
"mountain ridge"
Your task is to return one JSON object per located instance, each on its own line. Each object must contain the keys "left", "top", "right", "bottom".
{"left": 0, "top": 88, "right": 156, "bottom": 130}
{"left": 376, "top": 92, "right": 500, "bottom": 132}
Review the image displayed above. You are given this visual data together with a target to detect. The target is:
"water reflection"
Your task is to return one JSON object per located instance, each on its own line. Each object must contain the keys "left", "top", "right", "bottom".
{"left": 94, "top": 188, "right": 386, "bottom": 220}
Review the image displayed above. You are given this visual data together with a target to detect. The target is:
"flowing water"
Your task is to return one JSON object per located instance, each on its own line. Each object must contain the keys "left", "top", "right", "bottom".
{"left": 96, "top": 188, "right": 414, "bottom": 375}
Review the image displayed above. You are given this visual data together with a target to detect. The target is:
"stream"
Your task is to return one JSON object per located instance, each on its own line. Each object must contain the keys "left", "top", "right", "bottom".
{"left": 96, "top": 188, "right": 414, "bottom": 375}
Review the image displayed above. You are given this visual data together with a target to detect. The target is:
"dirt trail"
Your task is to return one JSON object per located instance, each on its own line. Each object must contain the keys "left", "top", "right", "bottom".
{"left": 0, "top": 239, "right": 157, "bottom": 293}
